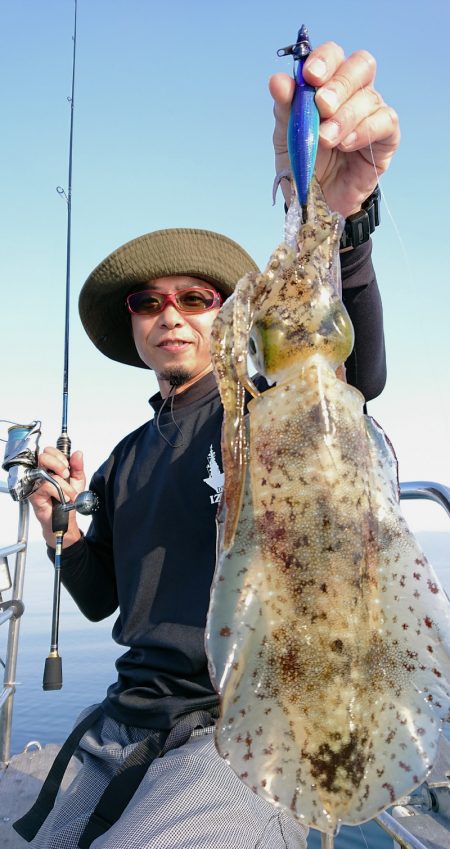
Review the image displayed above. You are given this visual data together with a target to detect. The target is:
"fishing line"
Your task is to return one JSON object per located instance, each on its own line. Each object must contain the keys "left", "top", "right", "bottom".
{"left": 357, "top": 79, "right": 450, "bottom": 455}
{"left": 356, "top": 822, "right": 371, "bottom": 849}
{"left": 354, "top": 81, "right": 413, "bottom": 281}
{"left": 0, "top": 419, "right": 26, "bottom": 442}
{"left": 0, "top": 419, "right": 26, "bottom": 426}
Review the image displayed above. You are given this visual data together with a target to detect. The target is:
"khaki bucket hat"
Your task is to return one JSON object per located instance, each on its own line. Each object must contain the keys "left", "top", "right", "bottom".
{"left": 79, "top": 227, "right": 259, "bottom": 369}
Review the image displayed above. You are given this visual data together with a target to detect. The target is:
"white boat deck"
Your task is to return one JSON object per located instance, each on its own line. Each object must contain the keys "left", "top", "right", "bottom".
{"left": 0, "top": 744, "right": 79, "bottom": 848}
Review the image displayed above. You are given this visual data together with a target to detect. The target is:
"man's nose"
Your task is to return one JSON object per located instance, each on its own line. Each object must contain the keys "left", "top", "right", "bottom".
{"left": 159, "top": 303, "right": 185, "bottom": 326}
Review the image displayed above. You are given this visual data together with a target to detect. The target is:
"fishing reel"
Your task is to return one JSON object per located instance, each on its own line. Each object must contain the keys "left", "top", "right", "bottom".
{"left": 2, "top": 421, "right": 99, "bottom": 516}
{"left": 2, "top": 421, "right": 43, "bottom": 502}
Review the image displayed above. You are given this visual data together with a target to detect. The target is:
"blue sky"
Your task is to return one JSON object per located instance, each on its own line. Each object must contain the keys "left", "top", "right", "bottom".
{"left": 1, "top": 0, "right": 450, "bottom": 538}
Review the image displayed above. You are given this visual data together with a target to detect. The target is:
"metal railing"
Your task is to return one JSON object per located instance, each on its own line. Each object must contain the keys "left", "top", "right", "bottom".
{"left": 0, "top": 480, "right": 29, "bottom": 764}
{"left": 375, "top": 811, "right": 430, "bottom": 849}
{"left": 319, "top": 811, "right": 431, "bottom": 849}
{"left": 400, "top": 480, "right": 450, "bottom": 517}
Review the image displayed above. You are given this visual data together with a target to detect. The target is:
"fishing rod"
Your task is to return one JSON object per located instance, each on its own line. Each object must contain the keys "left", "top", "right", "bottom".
{"left": 56, "top": 0, "right": 77, "bottom": 463}
{"left": 2, "top": 0, "right": 97, "bottom": 691}
{"left": 43, "top": 0, "right": 79, "bottom": 692}
{"left": 44, "top": 0, "right": 98, "bottom": 691}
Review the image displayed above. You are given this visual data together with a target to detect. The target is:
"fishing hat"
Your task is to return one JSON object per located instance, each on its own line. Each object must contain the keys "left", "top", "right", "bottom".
{"left": 79, "top": 227, "right": 259, "bottom": 368}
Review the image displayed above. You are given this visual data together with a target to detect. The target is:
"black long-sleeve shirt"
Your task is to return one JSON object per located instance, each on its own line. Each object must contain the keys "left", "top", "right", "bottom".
{"left": 55, "top": 242, "right": 386, "bottom": 730}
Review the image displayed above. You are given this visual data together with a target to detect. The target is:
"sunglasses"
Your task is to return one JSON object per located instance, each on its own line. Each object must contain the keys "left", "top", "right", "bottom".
{"left": 126, "top": 287, "right": 223, "bottom": 316}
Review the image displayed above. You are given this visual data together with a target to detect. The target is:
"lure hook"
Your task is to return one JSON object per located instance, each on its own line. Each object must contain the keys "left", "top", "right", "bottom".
{"left": 276, "top": 25, "right": 312, "bottom": 60}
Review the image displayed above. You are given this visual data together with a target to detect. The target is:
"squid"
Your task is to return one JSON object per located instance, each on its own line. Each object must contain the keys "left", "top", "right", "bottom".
{"left": 205, "top": 24, "right": 450, "bottom": 837}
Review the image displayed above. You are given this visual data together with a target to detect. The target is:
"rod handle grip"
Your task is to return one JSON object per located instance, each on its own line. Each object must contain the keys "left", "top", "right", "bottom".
{"left": 51, "top": 432, "right": 71, "bottom": 532}
{"left": 43, "top": 654, "right": 63, "bottom": 690}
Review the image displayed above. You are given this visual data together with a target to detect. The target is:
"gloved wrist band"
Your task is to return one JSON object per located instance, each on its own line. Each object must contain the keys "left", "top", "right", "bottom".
{"left": 340, "top": 185, "right": 381, "bottom": 250}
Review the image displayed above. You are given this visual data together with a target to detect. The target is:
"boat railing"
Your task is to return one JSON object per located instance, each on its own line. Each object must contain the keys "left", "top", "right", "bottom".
{"left": 0, "top": 480, "right": 29, "bottom": 765}
{"left": 0, "top": 480, "right": 448, "bottom": 849}
{"left": 400, "top": 480, "right": 450, "bottom": 517}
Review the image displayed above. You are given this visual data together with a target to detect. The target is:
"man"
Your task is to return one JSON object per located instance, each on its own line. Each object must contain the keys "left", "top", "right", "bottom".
{"left": 25, "top": 41, "right": 399, "bottom": 849}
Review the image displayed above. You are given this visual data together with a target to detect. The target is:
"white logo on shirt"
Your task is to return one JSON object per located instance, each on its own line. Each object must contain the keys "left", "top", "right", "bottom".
{"left": 203, "top": 445, "right": 224, "bottom": 504}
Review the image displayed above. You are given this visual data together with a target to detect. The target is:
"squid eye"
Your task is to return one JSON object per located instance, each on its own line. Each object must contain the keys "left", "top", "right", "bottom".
{"left": 249, "top": 337, "right": 257, "bottom": 355}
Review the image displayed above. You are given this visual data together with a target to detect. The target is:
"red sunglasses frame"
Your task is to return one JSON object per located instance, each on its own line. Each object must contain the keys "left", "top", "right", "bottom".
{"left": 126, "top": 287, "right": 223, "bottom": 316}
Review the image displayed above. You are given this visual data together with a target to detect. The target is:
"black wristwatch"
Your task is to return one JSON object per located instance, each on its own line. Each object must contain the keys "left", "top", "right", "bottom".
{"left": 340, "top": 185, "right": 381, "bottom": 250}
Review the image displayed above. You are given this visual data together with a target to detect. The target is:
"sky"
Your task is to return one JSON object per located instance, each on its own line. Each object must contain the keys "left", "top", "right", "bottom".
{"left": 1, "top": 0, "right": 450, "bottom": 542}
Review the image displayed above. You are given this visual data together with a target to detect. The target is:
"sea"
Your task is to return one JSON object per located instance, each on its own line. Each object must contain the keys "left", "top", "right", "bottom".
{"left": 2, "top": 533, "right": 450, "bottom": 848}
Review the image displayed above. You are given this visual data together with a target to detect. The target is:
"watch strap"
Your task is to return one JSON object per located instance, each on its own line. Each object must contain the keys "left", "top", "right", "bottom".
{"left": 340, "top": 185, "right": 381, "bottom": 250}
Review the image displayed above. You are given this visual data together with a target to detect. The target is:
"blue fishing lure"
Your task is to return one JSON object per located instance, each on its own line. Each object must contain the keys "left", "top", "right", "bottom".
{"left": 279, "top": 25, "right": 319, "bottom": 220}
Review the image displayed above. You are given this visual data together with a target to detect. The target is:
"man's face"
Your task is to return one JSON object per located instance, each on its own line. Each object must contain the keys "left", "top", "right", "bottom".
{"left": 130, "top": 276, "right": 222, "bottom": 392}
